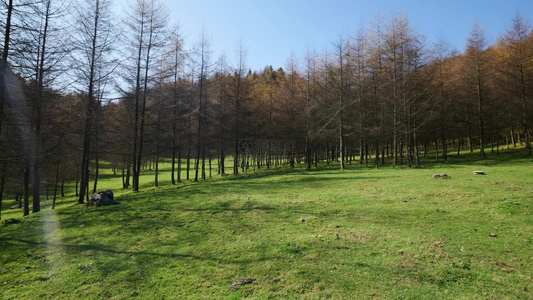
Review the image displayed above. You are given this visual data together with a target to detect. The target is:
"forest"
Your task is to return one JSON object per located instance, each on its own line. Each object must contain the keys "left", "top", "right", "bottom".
{"left": 0, "top": 0, "right": 532, "bottom": 218}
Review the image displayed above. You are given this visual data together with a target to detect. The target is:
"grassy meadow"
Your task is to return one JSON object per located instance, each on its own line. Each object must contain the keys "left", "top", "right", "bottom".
{"left": 1, "top": 149, "right": 532, "bottom": 299}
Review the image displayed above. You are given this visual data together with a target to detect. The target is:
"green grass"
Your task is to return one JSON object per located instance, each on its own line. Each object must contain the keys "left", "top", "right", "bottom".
{"left": 1, "top": 149, "right": 532, "bottom": 299}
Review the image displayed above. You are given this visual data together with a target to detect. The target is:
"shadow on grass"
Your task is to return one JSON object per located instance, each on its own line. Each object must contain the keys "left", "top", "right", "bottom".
{"left": 101, "top": 172, "right": 393, "bottom": 210}
{"left": 416, "top": 148, "right": 533, "bottom": 168}
{"left": 181, "top": 200, "right": 276, "bottom": 212}
{"left": 0, "top": 237, "right": 279, "bottom": 265}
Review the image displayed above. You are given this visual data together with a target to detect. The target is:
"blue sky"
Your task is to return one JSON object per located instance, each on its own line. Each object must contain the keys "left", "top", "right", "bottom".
{"left": 117, "top": 0, "right": 533, "bottom": 72}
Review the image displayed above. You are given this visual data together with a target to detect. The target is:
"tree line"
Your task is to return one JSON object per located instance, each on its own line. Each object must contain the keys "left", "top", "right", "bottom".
{"left": 1, "top": 0, "right": 532, "bottom": 218}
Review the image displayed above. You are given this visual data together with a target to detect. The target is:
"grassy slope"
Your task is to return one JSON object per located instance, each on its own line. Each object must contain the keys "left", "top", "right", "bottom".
{"left": 1, "top": 150, "right": 532, "bottom": 299}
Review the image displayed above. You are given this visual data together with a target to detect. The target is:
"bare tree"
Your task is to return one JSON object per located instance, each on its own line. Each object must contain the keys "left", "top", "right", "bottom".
{"left": 214, "top": 54, "right": 230, "bottom": 175}
{"left": 303, "top": 47, "right": 318, "bottom": 169}
{"left": 232, "top": 40, "right": 247, "bottom": 174}
{"left": 193, "top": 29, "right": 212, "bottom": 182}
{"left": 74, "top": 0, "right": 119, "bottom": 203}
{"left": 283, "top": 52, "right": 302, "bottom": 168}
{"left": 367, "top": 17, "right": 386, "bottom": 167}
{"left": 124, "top": 0, "right": 168, "bottom": 192}
{"left": 431, "top": 36, "right": 452, "bottom": 161}
{"left": 0, "top": 0, "right": 14, "bottom": 216}
{"left": 169, "top": 25, "right": 185, "bottom": 184}
{"left": 9, "top": 0, "right": 71, "bottom": 213}
{"left": 330, "top": 36, "right": 352, "bottom": 169}
{"left": 0, "top": 0, "right": 14, "bottom": 137}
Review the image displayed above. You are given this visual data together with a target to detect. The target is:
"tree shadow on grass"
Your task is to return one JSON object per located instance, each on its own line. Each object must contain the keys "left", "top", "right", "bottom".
{"left": 222, "top": 164, "right": 372, "bottom": 181}
{"left": 0, "top": 237, "right": 278, "bottom": 264}
{"left": 418, "top": 148, "right": 533, "bottom": 169}
{"left": 0, "top": 236, "right": 278, "bottom": 299}
{"left": 180, "top": 200, "right": 277, "bottom": 213}
{"left": 167, "top": 175, "right": 394, "bottom": 201}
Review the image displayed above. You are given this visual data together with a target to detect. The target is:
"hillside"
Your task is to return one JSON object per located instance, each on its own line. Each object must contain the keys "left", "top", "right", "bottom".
{"left": 1, "top": 151, "right": 532, "bottom": 299}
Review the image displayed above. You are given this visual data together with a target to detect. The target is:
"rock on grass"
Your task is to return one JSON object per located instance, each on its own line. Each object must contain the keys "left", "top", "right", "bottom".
{"left": 230, "top": 278, "right": 255, "bottom": 289}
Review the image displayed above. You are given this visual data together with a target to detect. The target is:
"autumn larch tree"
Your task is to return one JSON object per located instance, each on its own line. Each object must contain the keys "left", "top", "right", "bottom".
{"left": 499, "top": 13, "right": 532, "bottom": 156}
{"left": 464, "top": 21, "right": 490, "bottom": 158}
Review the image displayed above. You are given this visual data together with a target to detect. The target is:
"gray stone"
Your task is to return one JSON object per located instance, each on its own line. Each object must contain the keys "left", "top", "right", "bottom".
{"left": 230, "top": 278, "right": 255, "bottom": 289}
{"left": 432, "top": 173, "right": 448, "bottom": 178}
{"left": 88, "top": 190, "right": 117, "bottom": 206}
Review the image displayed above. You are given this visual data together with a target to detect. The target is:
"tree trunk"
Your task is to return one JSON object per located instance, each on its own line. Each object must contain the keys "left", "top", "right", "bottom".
{"left": 326, "top": 137, "right": 330, "bottom": 165}
{"left": 399, "top": 139, "right": 404, "bottom": 165}
{"left": 0, "top": 0, "right": 14, "bottom": 136}
{"left": 125, "top": 162, "right": 131, "bottom": 189}
{"left": 467, "top": 114, "right": 473, "bottom": 153}
{"left": 171, "top": 125, "right": 176, "bottom": 185}
{"left": 155, "top": 102, "right": 162, "bottom": 187}
{"left": 521, "top": 96, "right": 531, "bottom": 155}
{"left": 219, "top": 136, "right": 225, "bottom": 175}
{"left": 75, "top": 176, "right": 79, "bottom": 196}
{"left": 122, "top": 162, "right": 125, "bottom": 189}
{"left": 414, "top": 132, "right": 420, "bottom": 166}
{"left": 477, "top": 75, "right": 486, "bottom": 158}
{"left": 209, "top": 146, "right": 212, "bottom": 178}
{"left": 508, "top": 103, "right": 516, "bottom": 147}
{"left": 201, "top": 139, "right": 206, "bottom": 180}
{"left": 441, "top": 131, "right": 447, "bottom": 161}
{"left": 1, "top": 0, "right": 13, "bottom": 63}
{"left": 314, "top": 143, "right": 318, "bottom": 167}
{"left": 177, "top": 136, "right": 182, "bottom": 183}
{"left": 364, "top": 142, "right": 369, "bottom": 167}
{"left": 52, "top": 156, "right": 60, "bottom": 209}
{"left": 306, "top": 137, "right": 312, "bottom": 169}
{"left": 0, "top": 169, "right": 4, "bottom": 220}
{"left": 359, "top": 138, "right": 364, "bottom": 164}
{"left": 374, "top": 139, "right": 379, "bottom": 169}
{"left": 92, "top": 146, "right": 99, "bottom": 193}
{"left": 23, "top": 164, "right": 30, "bottom": 216}
{"left": 435, "top": 138, "right": 439, "bottom": 161}
{"left": 61, "top": 178, "right": 65, "bottom": 197}
{"left": 154, "top": 152, "right": 159, "bottom": 187}
{"left": 187, "top": 115, "right": 191, "bottom": 180}
{"left": 339, "top": 122, "right": 345, "bottom": 169}
{"left": 381, "top": 138, "right": 385, "bottom": 164}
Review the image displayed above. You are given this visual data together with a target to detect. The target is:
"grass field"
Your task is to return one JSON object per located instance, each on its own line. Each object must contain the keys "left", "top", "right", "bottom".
{"left": 1, "top": 149, "right": 532, "bottom": 299}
